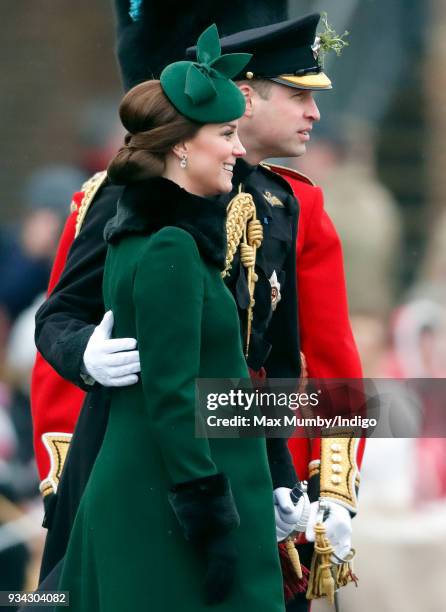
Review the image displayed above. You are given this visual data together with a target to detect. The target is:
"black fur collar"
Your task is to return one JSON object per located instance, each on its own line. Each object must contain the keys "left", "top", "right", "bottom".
{"left": 104, "top": 176, "right": 227, "bottom": 270}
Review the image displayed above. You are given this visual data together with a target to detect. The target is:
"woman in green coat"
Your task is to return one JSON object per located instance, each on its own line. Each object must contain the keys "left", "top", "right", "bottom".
{"left": 57, "top": 26, "right": 285, "bottom": 611}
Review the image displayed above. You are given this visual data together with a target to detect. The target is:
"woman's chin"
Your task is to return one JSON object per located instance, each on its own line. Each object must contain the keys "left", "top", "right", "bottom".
{"left": 204, "top": 177, "right": 233, "bottom": 196}
{"left": 219, "top": 178, "right": 233, "bottom": 193}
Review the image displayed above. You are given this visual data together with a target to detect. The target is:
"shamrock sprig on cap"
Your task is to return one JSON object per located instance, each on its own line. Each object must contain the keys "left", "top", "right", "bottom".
{"left": 316, "top": 12, "right": 349, "bottom": 66}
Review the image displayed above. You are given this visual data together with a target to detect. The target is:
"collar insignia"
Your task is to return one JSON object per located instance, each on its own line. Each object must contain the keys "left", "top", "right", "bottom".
{"left": 263, "top": 190, "right": 285, "bottom": 207}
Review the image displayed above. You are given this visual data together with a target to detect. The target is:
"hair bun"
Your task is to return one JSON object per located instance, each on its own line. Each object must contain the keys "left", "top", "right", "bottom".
{"left": 107, "top": 144, "right": 164, "bottom": 185}
{"left": 107, "top": 80, "right": 200, "bottom": 186}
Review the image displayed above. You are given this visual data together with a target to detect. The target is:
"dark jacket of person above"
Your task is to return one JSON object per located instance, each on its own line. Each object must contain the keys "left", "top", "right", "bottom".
{"left": 57, "top": 175, "right": 285, "bottom": 612}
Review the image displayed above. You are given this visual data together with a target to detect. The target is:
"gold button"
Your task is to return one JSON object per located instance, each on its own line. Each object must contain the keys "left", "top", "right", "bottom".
{"left": 331, "top": 475, "right": 342, "bottom": 484}
{"left": 332, "top": 465, "right": 342, "bottom": 473}
{"left": 70, "top": 201, "right": 78, "bottom": 213}
{"left": 246, "top": 71, "right": 254, "bottom": 79}
{"left": 331, "top": 454, "right": 342, "bottom": 463}
{"left": 330, "top": 443, "right": 341, "bottom": 452}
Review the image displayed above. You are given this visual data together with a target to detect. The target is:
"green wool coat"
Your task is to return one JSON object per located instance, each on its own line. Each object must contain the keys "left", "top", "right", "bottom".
{"left": 58, "top": 178, "right": 285, "bottom": 611}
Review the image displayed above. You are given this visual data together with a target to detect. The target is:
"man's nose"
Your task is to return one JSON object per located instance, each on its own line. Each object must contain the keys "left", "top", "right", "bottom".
{"left": 233, "top": 134, "right": 246, "bottom": 157}
{"left": 305, "top": 96, "right": 321, "bottom": 122}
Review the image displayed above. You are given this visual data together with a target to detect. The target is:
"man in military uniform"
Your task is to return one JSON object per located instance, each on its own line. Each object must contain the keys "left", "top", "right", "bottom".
{"left": 33, "top": 6, "right": 364, "bottom": 610}
{"left": 211, "top": 17, "right": 364, "bottom": 608}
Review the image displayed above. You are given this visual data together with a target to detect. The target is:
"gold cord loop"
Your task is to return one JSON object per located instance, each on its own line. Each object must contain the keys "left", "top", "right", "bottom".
{"left": 246, "top": 218, "right": 263, "bottom": 247}
{"left": 240, "top": 243, "right": 256, "bottom": 268}
{"left": 222, "top": 188, "right": 263, "bottom": 356}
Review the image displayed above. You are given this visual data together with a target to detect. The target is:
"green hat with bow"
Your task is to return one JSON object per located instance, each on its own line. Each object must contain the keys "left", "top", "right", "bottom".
{"left": 160, "top": 24, "right": 252, "bottom": 124}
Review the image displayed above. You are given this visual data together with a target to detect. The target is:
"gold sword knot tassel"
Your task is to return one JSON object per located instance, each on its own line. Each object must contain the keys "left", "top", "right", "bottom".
{"left": 306, "top": 501, "right": 358, "bottom": 607}
{"left": 306, "top": 521, "right": 336, "bottom": 604}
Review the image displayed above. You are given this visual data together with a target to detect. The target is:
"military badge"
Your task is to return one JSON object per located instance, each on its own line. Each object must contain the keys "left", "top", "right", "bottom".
{"left": 263, "top": 191, "right": 285, "bottom": 207}
{"left": 311, "top": 36, "right": 321, "bottom": 61}
{"left": 269, "top": 271, "right": 282, "bottom": 311}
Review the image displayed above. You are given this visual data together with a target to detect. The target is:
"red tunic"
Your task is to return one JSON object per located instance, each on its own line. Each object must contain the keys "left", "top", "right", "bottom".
{"left": 267, "top": 164, "right": 365, "bottom": 482}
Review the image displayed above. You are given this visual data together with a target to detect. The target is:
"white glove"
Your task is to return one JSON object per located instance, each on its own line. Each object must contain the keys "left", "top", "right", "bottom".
{"left": 305, "top": 499, "right": 352, "bottom": 560}
{"left": 274, "top": 487, "right": 311, "bottom": 542}
{"left": 82, "top": 311, "right": 141, "bottom": 387}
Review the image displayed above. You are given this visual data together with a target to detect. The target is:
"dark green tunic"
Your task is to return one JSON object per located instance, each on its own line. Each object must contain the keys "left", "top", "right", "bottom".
{"left": 58, "top": 178, "right": 284, "bottom": 611}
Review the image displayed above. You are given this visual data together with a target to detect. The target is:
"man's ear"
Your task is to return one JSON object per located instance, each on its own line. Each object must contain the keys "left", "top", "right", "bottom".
{"left": 238, "top": 84, "right": 255, "bottom": 118}
{"left": 172, "top": 142, "right": 188, "bottom": 161}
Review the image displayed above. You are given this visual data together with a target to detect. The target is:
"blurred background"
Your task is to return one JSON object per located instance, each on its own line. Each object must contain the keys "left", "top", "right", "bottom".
{"left": 0, "top": 1, "right": 445, "bottom": 610}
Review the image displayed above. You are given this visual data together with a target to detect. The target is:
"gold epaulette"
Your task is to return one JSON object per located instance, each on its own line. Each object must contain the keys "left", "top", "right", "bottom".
{"left": 72, "top": 170, "right": 108, "bottom": 238}
{"left": 319, "top": 433, "right": 360, "bottom": 514}
{"left": 260, "top": 161, "right": 315, "bottom": 186}
{"left": 39, "top": 432, "right": 73, "bottom": 497}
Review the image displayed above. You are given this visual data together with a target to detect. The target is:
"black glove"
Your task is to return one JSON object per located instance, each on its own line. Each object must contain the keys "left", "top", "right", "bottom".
{"left": 168, "top": 473, "right": 240, "bottom": 604}
{"left": 202, "top": 531, "right": 238, "bottom": 604}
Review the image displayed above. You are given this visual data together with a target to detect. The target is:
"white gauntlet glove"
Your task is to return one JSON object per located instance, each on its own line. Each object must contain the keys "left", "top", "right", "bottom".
{"left": 274, "top": 486, "right": 311, "bottom": 542}
{"left": 305, "top": 499, "right": 352, "bottom": 560}
{"left": 82, "top": 311, "right": 141, "bottom": 387}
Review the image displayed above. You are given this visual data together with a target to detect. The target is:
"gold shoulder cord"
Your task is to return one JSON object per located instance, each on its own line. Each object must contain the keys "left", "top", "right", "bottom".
{"left": 74, "top": 170, "right": 108, "bottom": 237}
{"left": 222, "top": 186, "right": 263, "bottom": 357}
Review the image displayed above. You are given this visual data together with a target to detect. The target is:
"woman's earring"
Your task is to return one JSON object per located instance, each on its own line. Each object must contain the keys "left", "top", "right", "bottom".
{"left": 180, "top": 154, "right": 187, "bottom": 169}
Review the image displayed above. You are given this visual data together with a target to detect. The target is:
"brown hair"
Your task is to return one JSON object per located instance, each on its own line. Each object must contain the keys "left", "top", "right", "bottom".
{"left": 237, "top": 78, "right": 273, "bottom": 100}
{"left": 107, "top": 80, "right": 201, "bottom": 184}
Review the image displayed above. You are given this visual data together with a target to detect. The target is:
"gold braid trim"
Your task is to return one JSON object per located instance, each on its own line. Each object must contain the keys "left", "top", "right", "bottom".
{"left": 320, "top": 435, "right": 359, "bottom": 513}
{"left": 223, "top": 191, "right": 257, "bottom": 276}
{"left": 39, "top": 432, "right": 72, "bottom": 497}
{"left": 74, "top": 170, "right": 108, "bottom": 237}
{"left": 222, "top": 189, "right": 263, "bottom": 356}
